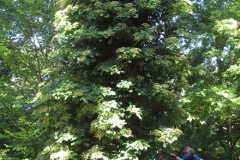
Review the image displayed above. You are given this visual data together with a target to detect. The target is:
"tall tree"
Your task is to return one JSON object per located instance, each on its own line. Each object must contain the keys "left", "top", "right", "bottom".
{"left": 35, "top": 0, "right": 191, "bottom": 159}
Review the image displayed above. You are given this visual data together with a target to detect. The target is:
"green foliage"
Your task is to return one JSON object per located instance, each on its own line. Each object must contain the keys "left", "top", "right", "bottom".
{"left": 33, "top": 0, "right": 190, "bottom": 159}
{"left": 0, "top": 0, "right": 55, "bottom": 159}
{"left": 3, "top": 117, "right": 47, "bottom": 159}
{"left": 6, "top": 0, "right": 240, "bottom": 159}
{"left": 178, "top": 0, "right": 240, "bottom": 159}
{"left": 0, "top": 44, "right": 11, "bottom": 78}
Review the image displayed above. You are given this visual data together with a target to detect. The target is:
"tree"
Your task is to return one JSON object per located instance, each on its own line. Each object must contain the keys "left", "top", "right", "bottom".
{"left": 34, "top": 0, "right": 191, "bottom": 159}
{"left": 179, "top": 0, "right": 240, "bottom": 159}
{"left": 0, "top": 0, "right": 55, "bottom": 159}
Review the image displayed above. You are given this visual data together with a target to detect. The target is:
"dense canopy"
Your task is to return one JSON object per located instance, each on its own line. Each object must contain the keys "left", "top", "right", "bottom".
{"left": 0, "top": 0, "right": 240, "bottom": 159}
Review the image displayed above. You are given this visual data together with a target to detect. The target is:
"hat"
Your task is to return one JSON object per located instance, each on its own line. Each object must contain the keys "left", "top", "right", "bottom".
{"left": 183, "top": 146, "right": 190, "bottom": 153}
{"left": 186, "top": 148, "right": 195, "bottom": 155}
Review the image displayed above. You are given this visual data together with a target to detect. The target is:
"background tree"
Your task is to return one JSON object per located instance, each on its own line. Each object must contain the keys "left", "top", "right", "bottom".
{"left": 178, "top": 0, "right": 240, "bottom": 159}
{"left": 0, "top": 0, "right": 55, "bottom": 159}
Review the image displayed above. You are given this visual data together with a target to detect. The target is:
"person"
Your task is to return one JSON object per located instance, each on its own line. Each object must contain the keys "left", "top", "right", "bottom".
{"left": 182, "top": 146, "right": 202, "bottom": 160}
{"left": 184, "top": 148, "right": 196, "bottom": 160}
{"left": 171, "top": 147, "right": 202, "bottom": 160}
